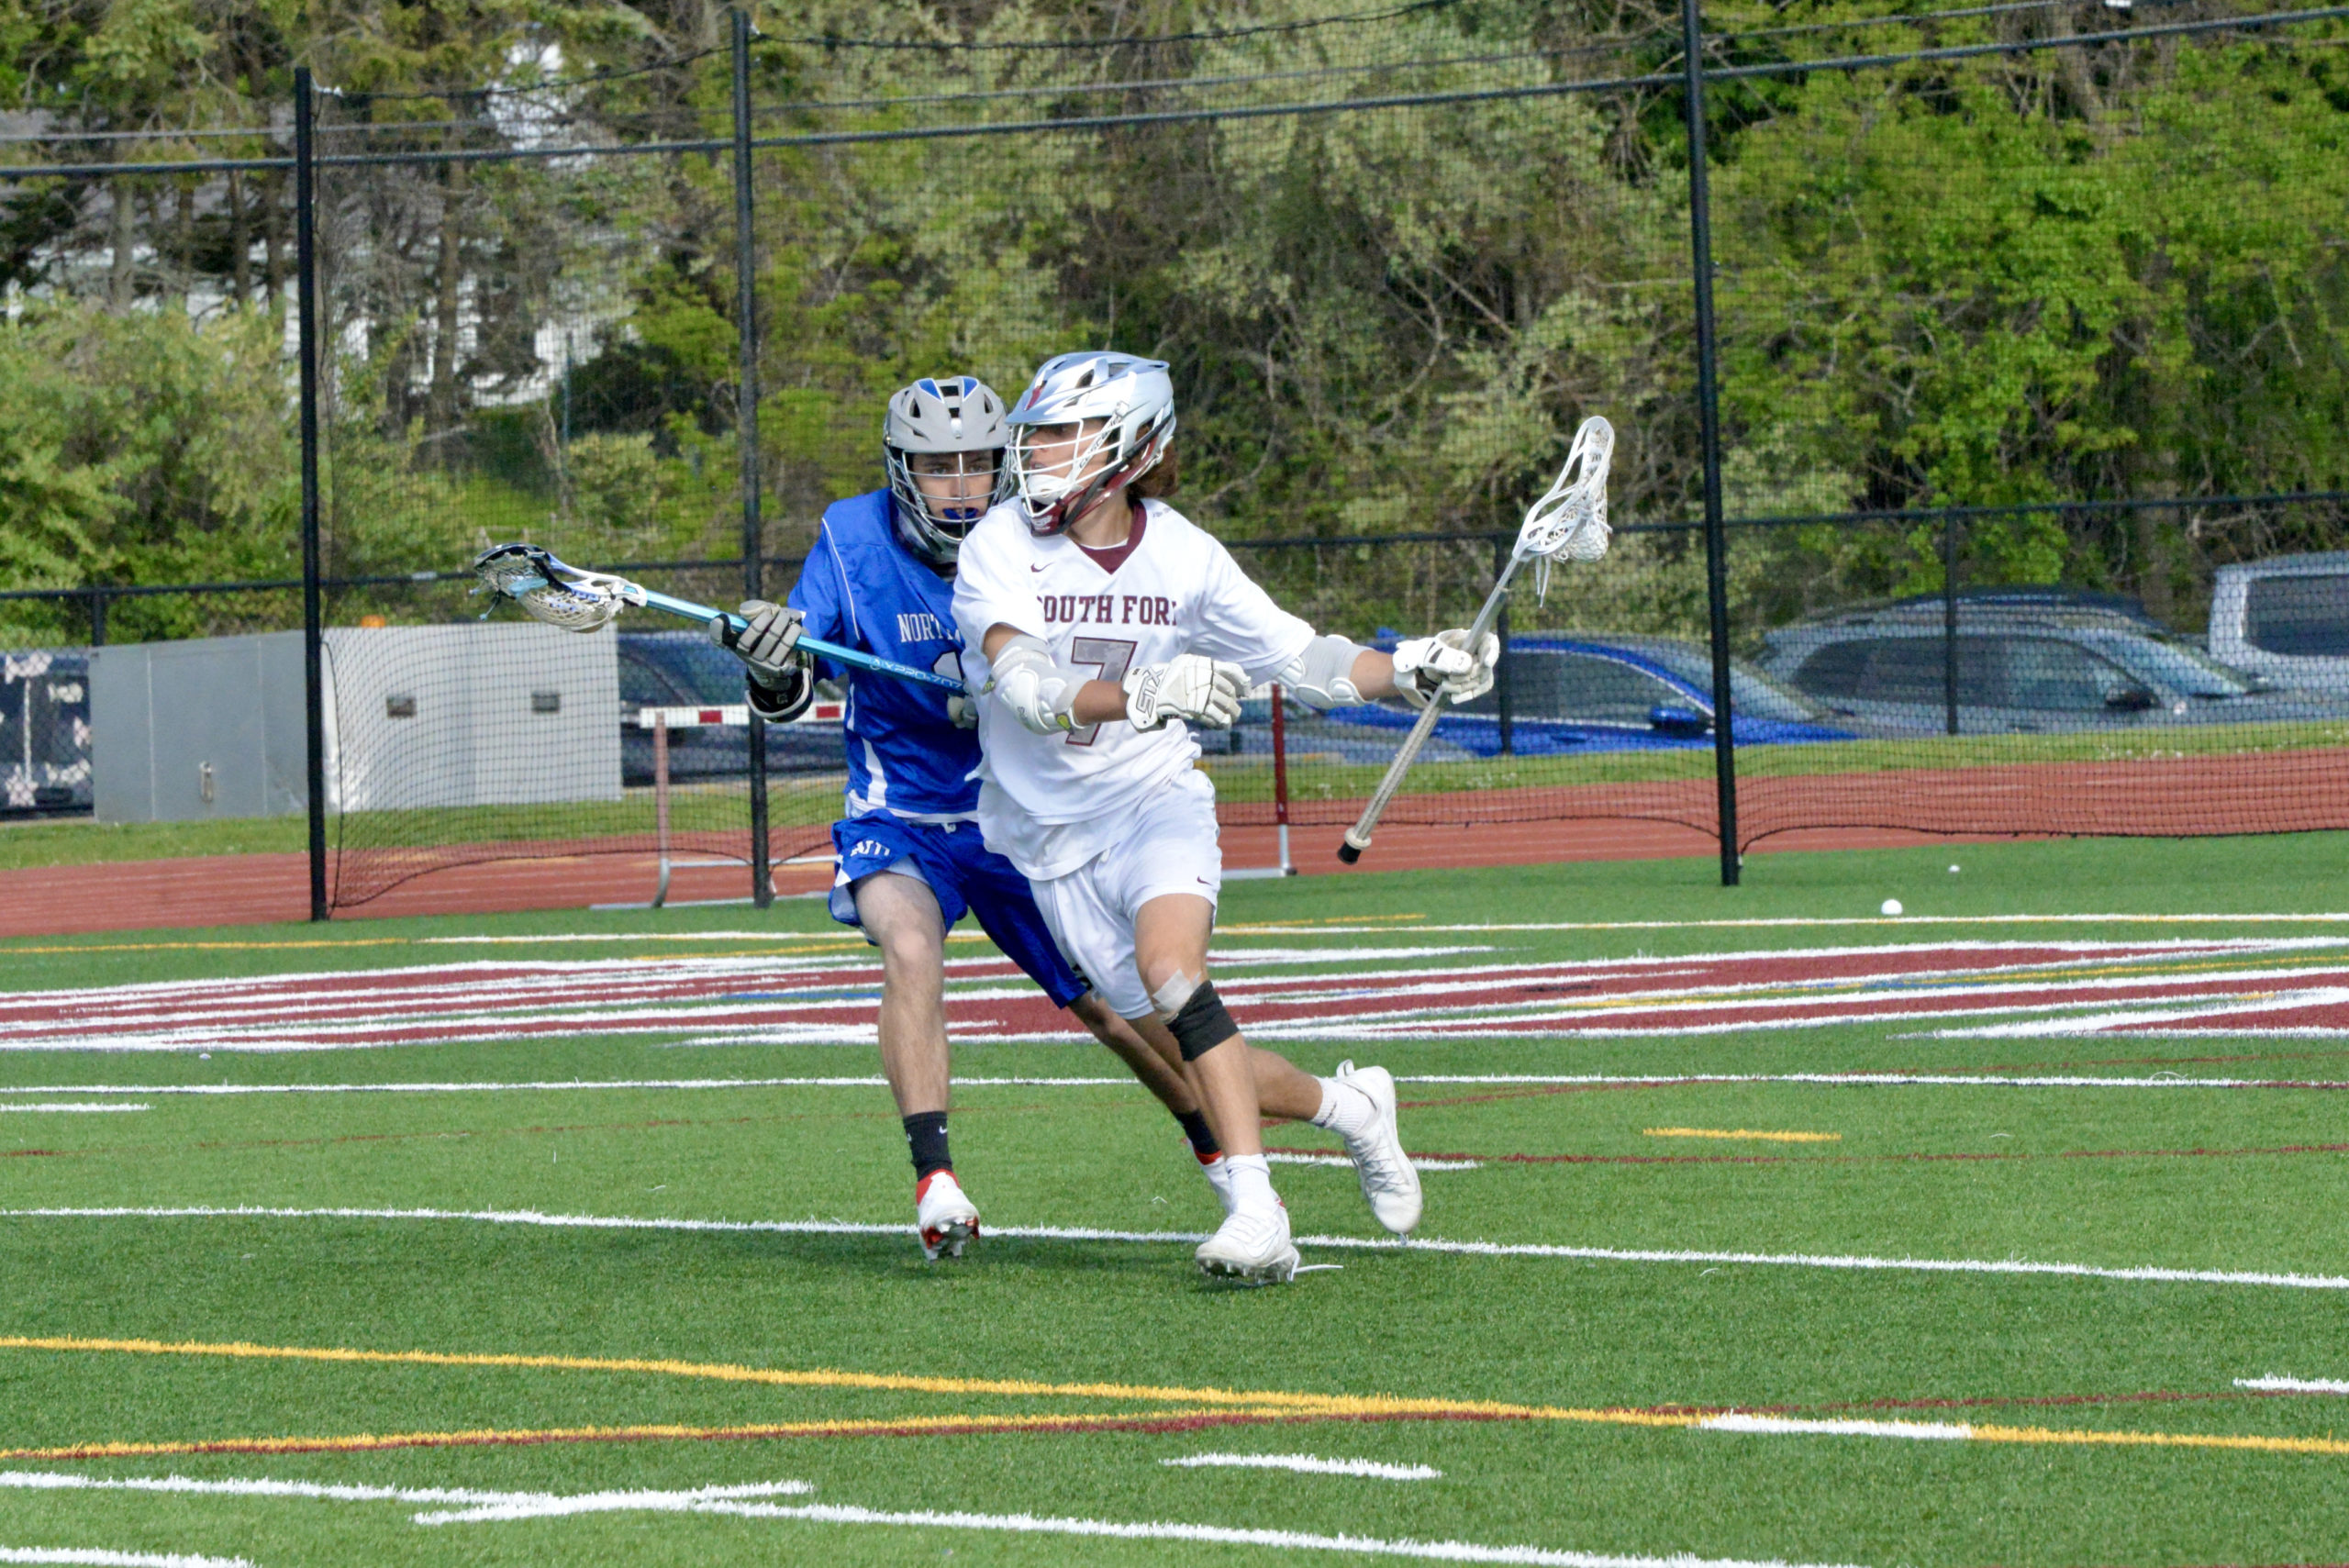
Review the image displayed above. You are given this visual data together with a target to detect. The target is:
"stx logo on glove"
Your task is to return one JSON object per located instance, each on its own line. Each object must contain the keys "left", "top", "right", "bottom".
{"left": 1038, "top": 593, "right": 1177, "bottom": 627}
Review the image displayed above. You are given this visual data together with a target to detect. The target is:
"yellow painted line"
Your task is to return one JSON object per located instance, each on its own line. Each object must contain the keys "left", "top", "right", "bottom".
{"left": 1969, "top": 1421, "right": 2349, "bottom": 1457}
{"left": 1645, "top": 1128, "right": 1842, "bottom": 1143}
{"left": 9, "top": 1338, "right": 2343, "bottom": 1462}
{"left": 0, "top": 1333, "right": 1687, "bottom": 1427}
{"left": 0, "top": 1408, "right": 1263, "bottom": 1462}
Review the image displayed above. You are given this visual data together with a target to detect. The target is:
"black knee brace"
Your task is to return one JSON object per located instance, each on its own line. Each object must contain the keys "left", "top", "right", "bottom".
{"left": 1167, "top": 982, "right": 1240, "bottom": 1062}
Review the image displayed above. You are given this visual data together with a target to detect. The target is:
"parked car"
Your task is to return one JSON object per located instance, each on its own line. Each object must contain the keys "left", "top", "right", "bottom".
{"left": 1, "top": 648, "right": 92, "bottom": 815}
{"left": 2209, "top": 551, "right": 2349, "bottom": 695}
{"left": 618, "top": 631, "right": 843, "bottom": 786}
{"left": 1883, "top": 584, "right": 2171, "bottom": 634}
{"left": 1758, "top": 603, "right": 2349, "bottom": 734}
{"left": 1272, "top": 633, "right": 1856, "bottom": 759}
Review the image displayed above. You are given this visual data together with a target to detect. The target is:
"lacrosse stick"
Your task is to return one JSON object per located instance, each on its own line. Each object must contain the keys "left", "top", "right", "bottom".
{"left": 1337, "top": 416, "right": 1614, "bottom": 864}
{"left": 472, "top": 543, "right": 968, "bottom": 695}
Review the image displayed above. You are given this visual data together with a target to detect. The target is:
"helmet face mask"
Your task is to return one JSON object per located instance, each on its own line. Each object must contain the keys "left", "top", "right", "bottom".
{"left": 883, "top": 375, "right": 1012, "bottom": 566}
{"left": 1005, "top": 351, "right": 1175, "bottom": 536}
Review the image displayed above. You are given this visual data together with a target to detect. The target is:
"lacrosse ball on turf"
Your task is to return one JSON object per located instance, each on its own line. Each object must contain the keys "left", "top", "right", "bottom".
{"left": 1880, "top": 898, "right": 1904, "bottom": 917}
{"left": 1950, "top": 864, "right": 1961, "bottom": 873}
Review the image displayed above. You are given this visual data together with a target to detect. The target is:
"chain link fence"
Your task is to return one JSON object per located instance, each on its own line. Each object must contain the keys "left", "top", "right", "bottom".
{"left": 2, "top": 2, "right": 2344, "bottom": 904}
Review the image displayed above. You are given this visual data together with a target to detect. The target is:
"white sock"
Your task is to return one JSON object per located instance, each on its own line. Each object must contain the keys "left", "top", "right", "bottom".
{"left": 1310, "top": 1077, "right": 1375, "bottom": 1139}
{"left": 1222, "top": 1153, "right": 1277, "bottom": 1214}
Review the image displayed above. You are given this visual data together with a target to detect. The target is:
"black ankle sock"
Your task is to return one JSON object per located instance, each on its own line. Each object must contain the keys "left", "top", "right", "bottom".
{"left": 1175, "top": 1108, "right": 1221, "bottom": 1161}
{"left": 904, "top": 1111, "right": 952, "bottom": 1181}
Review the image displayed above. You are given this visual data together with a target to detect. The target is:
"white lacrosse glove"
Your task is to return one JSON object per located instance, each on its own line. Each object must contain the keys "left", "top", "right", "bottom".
{"left": 1123, "top": 655, "right": 1247, "bottom": 730}
{"left": 714, "top": 600, "right": 807, "bottom": 684}
{"left": 1394, "top": 628, "right": 1499, "bottom": 709}
{"left": 991, "top": 639, "right": 1085, "bottom": 735}
{"left": 946, "top": 691, "right": 978, "bottom": 729}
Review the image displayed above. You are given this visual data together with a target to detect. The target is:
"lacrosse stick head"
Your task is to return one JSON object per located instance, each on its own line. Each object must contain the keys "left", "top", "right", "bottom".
{"left": 1517, "top": 417, "right": 1615, "bottom": 603}
{"left": 472, "top": 543, "right": 640, "bottom": 633}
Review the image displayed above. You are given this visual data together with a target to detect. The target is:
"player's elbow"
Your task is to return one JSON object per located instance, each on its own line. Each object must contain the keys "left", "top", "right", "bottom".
{"left": 1278, "top": 634, "right": 1379, "bottom": 709}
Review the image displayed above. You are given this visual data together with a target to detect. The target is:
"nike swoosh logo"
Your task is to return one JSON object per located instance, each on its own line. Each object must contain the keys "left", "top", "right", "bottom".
{"left": 1030, "top": 564, "right": 1046, "bottom": 573}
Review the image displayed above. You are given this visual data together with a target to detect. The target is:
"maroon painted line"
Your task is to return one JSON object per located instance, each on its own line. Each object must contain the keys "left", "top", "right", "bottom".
{"left": 9, "top": 1406, "right": 1578, "bottom": 1463}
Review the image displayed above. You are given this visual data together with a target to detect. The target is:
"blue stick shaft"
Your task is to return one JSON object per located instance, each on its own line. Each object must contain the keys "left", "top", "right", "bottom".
{"left": 630, "top": 586, "right": 969, "bottom": 693}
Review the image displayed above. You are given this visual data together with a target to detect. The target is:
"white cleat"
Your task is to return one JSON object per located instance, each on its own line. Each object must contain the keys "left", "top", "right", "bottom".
{"left": 1334, "top": 1061, "right": 1422, "bottom": 1236}
{"left": 1198, "top": 1151, "right": 1237, "bottom": 1217}
{"left": 915, "top": 1170, "right": 979, "bottom": 1261}
{"left": 1195, "top": 1201, "right": 1300, "bottom": 1285}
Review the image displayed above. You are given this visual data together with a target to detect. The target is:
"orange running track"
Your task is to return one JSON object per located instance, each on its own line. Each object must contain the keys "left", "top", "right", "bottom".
{"left": 9, "top": 747, "right": 2343, "bottom": 936}
{"left": 0, "top": 817, "right": 1995, "bottom": 938}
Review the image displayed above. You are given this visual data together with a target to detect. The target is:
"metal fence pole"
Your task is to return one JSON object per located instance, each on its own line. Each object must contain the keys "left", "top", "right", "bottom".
{"left": 86, "top": 588, "right": 106, "bottom": 648}
{"left": 732, "top": 7, "right": 772, "bottom": 910}
{"left": 1491, "top": 535, "right": 1515, "bottom": 755}
{"left": 1681, "top": 0, "right": 1738, "bottom": 886}
{"left": 295, "top": 65, "right": 328, "bottom": 923}
{"left": 1942, "top": 508, "right": 1960, "bottom": 735}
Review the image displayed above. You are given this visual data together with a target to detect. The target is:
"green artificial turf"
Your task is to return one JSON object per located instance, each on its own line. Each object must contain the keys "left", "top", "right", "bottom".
{"left": 3, "top": 835, "right": 2349, "bottom": 1565}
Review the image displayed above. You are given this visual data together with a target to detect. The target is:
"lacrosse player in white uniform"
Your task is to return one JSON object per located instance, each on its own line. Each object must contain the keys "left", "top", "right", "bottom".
{"left": 952, "top": 350, "right": 1499, "bottom": 1283}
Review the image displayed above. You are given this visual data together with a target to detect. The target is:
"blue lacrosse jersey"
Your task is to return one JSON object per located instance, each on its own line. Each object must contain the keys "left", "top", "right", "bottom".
{"left": 787, "top": 489, "right": 978, "bottom": 820}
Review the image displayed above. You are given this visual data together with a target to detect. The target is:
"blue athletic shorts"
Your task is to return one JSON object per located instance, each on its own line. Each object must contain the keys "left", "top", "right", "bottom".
{"left": 829, "top": 814, "right": 1088, "bottom": 1008}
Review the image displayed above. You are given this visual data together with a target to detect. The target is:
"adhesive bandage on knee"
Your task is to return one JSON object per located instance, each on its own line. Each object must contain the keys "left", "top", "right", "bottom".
{"left": 1275, "top": 633, "right": 1371, "bottom": 710}
{"left": 1156, "top": 973, "right": 1240, "bottom": 1062}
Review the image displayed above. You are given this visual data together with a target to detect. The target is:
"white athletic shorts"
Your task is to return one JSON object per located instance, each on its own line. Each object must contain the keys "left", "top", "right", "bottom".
{"left": 1028, "top": 768, "right": 1222, "bottom": 1019}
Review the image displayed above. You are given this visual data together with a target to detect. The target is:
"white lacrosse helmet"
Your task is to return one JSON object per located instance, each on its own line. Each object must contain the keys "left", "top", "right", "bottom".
{"left": 884, "top": 375, "right": 1011, "bottom": 565}
{"left": 1003, "top": 350, "right": 1175, "bottom": 536}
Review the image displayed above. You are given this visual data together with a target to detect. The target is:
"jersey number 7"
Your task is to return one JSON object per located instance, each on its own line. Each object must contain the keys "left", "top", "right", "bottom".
{"left": 1064, "top": 637, "right": 1138, "bottom": 746}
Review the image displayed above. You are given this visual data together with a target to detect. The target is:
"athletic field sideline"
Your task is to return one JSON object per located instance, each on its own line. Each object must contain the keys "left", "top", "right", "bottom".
{"left": 4, "top": 834, "right": 2349, "bottom": 1567}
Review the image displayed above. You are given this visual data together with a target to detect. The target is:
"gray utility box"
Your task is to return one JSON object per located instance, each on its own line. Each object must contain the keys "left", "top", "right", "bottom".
{"left": 92, "top": 631, "right": 310, "bottom": 822}
{"left": 326, "top": 622, "right": 620, "bottom": 815}
{"left": 91, "top": 623, "right": 619, "bottom": 823}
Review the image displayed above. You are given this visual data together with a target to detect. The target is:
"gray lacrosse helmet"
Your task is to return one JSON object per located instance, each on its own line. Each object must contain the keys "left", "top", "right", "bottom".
{"left": 883, "top": 375, "right": 1011, "bottom": 566}
{"left": 1004, "top": 350, "right": 1175, "bottom": 536}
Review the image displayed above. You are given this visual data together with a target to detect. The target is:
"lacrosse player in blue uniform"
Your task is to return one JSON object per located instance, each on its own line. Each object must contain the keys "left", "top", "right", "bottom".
{"left": 713, "top": 377, "right": 1238, "bottom": 1262}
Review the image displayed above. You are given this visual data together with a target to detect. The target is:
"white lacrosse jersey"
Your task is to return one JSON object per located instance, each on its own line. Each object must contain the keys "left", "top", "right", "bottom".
{"left": 952, "top": 496, "right": 1315, "bottom": 879}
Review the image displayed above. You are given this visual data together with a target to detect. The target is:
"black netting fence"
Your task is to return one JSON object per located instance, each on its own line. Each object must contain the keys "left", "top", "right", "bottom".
{"left": 1, "top": 2, "right": 2343, "bottom": 911}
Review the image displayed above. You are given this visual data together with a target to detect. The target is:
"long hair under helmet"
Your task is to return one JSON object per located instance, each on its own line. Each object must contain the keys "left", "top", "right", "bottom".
{"left": 1003, "top": 350, "right": 1175, "bottom": 537}
{"left": 884, "top": 375, "right": 1012, "bottom": 566}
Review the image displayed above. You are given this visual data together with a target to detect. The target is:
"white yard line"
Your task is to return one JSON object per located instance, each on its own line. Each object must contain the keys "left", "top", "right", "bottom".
{"left": 0, "top": 1470, "right": 807, "bottom": 1526}
{"left": 2234, "top": 1375, "right": 2349, "bottom": 1395}
{"left": 1394, "top": 1073, "right": 2349, "bottom": 1090}
{"left": 1240, "top": 916, "right": 2349, "bottom": 933}
{"left": 0, "top": 1469, "right": 1853, "bottom": 1567}
{"left": 1696, "top": 1415, "right": 1971, "bottom": 1441}
{"left": 407, "top": 1482, "right": 813, "bottom": 1524}
{"left": 0, "top": 1104, "right": 146, "bottom": 1114}
{"left": 0, "top": 1077, "right": 1130, "bottom": 1097}
{"left": 7, "top": 1205, "right": 2341, "bottom": 1292}
{"left": 0, "top": 1472, "right": 542, "bottom": 1507}
{"left": 0, "top": 1550, "right": 254, "bottom": 1568}
{"left": 1266, "top": 1152, "right": 1482, "bottom": 1172}
{"left": 3, "top": 1070, "right": 2341, "bottom": 1099}
{"left": 1161, "top": 1452, "right": 1442, "bottom": 1480}
{"left": 495, "top": 1496, "right": 1866, "bottom": 1567}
